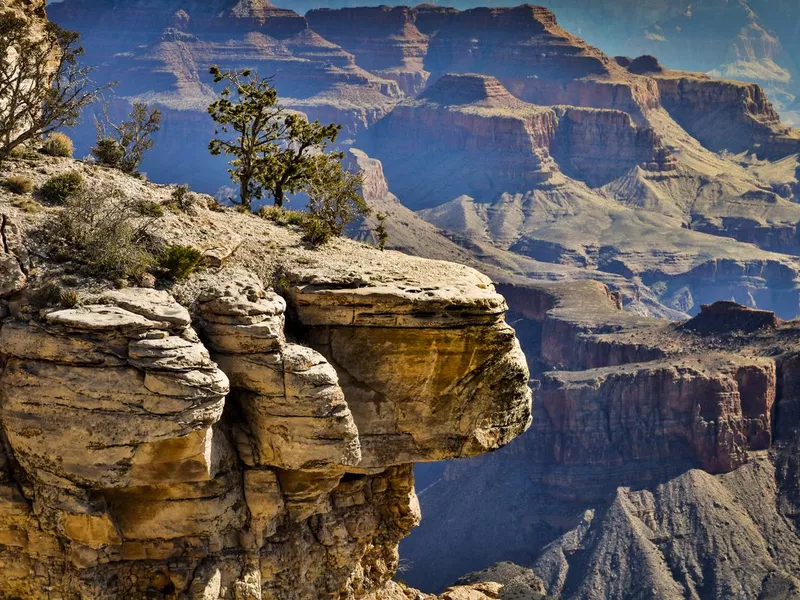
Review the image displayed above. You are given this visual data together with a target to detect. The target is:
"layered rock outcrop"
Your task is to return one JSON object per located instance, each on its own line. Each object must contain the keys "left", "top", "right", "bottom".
{"left": 551, "top": 106, "right": 677, "bottom": 185}
{"left": 368, "top": 74, "right": 558, "bottom": 207}
{"left": 654, "top": 72, "right": 800, "bottom": 156}
{"left": 369, "top": 73, "right": 676, "bottom": 206}
{"left": 307, "top": 6, "right": 431, "bottom": 95}
{"left": 0, "top": 153, "right": 532, "bottom": 598}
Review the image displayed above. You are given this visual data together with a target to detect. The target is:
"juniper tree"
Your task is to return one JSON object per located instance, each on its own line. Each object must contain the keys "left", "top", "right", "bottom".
{"left": 207, "top": 65, "right": 343, "bottom": 210}
{"left": 93, "top": 102, "right": 161, "bottom": 174}
{"left": 0, "top": 14, "right": 111, "bottom": 161}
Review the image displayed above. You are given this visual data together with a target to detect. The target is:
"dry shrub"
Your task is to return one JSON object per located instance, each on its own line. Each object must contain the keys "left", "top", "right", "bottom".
{"left": 41, "top": 184, "right": 160, "bottom": 279}
{"left": 3, "top": 175, "right": 34, "bottom": 195}
{"left": 41, "top": 133, "right": 74, "bottom": 158}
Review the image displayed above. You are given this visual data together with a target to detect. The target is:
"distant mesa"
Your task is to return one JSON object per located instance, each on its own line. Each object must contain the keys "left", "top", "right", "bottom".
{"left": 628, "top": 54, "right": 666, "bottom": 74}
{"left": 418, "top": 73, "right": 517, "bottom": 106}
{"left": 681, "top": 301, "right": 780, "bottom": 334}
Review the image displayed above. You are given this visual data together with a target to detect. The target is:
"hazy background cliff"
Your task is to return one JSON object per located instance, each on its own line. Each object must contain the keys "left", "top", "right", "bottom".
{"left": 265, "top": 0, "right": 800, "bottom": 126}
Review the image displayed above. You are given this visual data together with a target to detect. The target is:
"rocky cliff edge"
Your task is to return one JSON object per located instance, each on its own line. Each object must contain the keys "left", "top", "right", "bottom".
{"left": 0, "top": 155, "right": 532, "bottom": 599}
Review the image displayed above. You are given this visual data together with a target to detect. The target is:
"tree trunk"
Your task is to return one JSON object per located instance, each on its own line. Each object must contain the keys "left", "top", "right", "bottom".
{"left": 240, "top": 176, "right": 251, "bottom": 211}
{"left": 274, "top": 184, "right": 284, "bottom": 208}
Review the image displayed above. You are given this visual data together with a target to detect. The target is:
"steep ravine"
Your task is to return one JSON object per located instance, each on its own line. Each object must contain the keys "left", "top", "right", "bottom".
{"left": 402, "top": 283, "right": 800, "bottom": 598}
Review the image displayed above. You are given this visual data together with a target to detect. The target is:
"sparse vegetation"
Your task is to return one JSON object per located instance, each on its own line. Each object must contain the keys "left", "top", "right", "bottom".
{"left": 167, "top": 185, "right": 193, "bottom": 212}
{"left": 30, "top": 283, "right": 82, "bottom": 309}
{"left": 375, "top": 213, "right": 389, "bottom": 251}
{"left": 3, "top": 175, "right": 34, "bottom": 195}
{"left": 8, "top": 146, "right": 41, "bottom": 161}
{"left": 40, "top": 171, "right": 84, "bottom": 204}
{"left": 10, "top": 196, "right": 41, "bottom": 213}
{"left": 59, "top": 288, "right": 81, "bottom": 308}
{"left": 93, "top": 103, "right": 161, "bottom": 174}
{"left": 40, "top": 133, "right": 75, "bottom": 158}
{"left": 206, "top": 196, "right": 225, "bottom": 212}
{"left": 272, "top": 269, "right": 291, "bottom": 296}
{"left": 0, "top": 15, "right": 112, "bottom": 161}
{"left": 258, "top": 205, "right": 308, "bottom": 227}
{"left": 208, "top": 65, "right": 344, "bottom": 210}
{"left": 159, "top": 245, "right": 203, "bottom": 281}
{"left": 41, "top": 183, "right": 158, "bottom": 279}
{"left": 132, "top": 198, "right": 165, "bottom": 219}
{"left": 303, "top": 160, "right": 369, "bottom": 246}
{"left": 32, "top": 282, "right": 66, "bottom": 308}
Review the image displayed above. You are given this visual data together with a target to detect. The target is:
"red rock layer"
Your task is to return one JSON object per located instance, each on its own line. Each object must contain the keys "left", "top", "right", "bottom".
{"left": 655, "top": 73, "right": 800, "bottom": 156}
{"left": 307, "top": 6, "right": 430, "bottom": 95}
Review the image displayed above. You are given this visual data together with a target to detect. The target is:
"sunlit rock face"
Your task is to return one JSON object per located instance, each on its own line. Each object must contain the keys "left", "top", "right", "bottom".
{"left": 0, "top": 212, "right": 531, "bottom": 598}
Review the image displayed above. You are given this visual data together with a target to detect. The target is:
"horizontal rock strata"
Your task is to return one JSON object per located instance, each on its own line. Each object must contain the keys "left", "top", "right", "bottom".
{"left": 0, "top": 243, "right": 531, "bottom": 598}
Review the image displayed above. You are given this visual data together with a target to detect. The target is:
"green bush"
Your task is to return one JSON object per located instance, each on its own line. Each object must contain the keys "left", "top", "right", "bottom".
{"left": 40, "top": 171, "right": 84, "bottom": 204}
{"left": 4, "top": 175, "right": 34, "bottom": 195}
{"left": 91, "top": 137, "right": 125, "bottom": 168}
{"left": 303, "top": 160, "right": 369, "bottom": 247}
{"left": 299, "top": 214, "right": 334, "bottom": 248}
{"left": 132, "top": 198, "right": 165, "bottom": 218}
{"left": 159, "top": 245, "right": 203, "bottom": 281}
{"left": 41, "top": 133, "right": 75, "bottom": 158}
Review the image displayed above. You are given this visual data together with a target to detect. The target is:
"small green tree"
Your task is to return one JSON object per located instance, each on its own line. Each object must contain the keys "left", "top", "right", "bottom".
{"left": 93, "top": 102, "right": 161, "bottom": 173}
{"left": 262, "top": 114, "right": 343, "bottom": 209}
{"left": 305, "top": 158, "right": 369, "bottom": 238}
{"left": 207, "top": 66, "right": 343, "bottom": 210}
{"left": 375, "top": 213, "right": 389, "bottom": 251}
{"left": 0, "top": 15, "right": 112, "bottom": 161}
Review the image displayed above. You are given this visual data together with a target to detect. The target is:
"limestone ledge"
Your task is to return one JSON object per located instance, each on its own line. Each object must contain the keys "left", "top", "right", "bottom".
{"left": 0, "top": 250, "right": 532, "bottom": 598}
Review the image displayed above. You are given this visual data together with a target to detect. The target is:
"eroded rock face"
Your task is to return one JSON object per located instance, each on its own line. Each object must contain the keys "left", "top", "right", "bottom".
{"left": 0, "top": 262, "right": 531, "bottom": 599}
{"left": 281, "top": 269, "right": 533, "bottom": 469}
{"left": 307, "top": 6, "right": 431, "bottom": 95}
{"left": 369, "top": 74, "right": 675, "bottom": 207}
{"left": 655, "top": 73, "right": 799, "bottom": 156}
{"left": 535, "top": 355, "right": 775, "bottom": 497}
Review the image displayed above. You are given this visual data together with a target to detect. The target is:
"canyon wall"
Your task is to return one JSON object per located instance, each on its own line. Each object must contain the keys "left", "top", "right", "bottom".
{"left": 402, "top": 282, "right": 800, "bottom": 597}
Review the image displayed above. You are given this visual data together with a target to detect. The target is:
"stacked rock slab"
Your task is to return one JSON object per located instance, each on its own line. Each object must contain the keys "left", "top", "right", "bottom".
{"left": 0, "top": 288, "right": 235, "bottom": 596}
{"left": 0, "top": 255, "right": 531, "bottom": 598}
{"left": 196, "top": 275, "right": 362, "bottom": 526}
